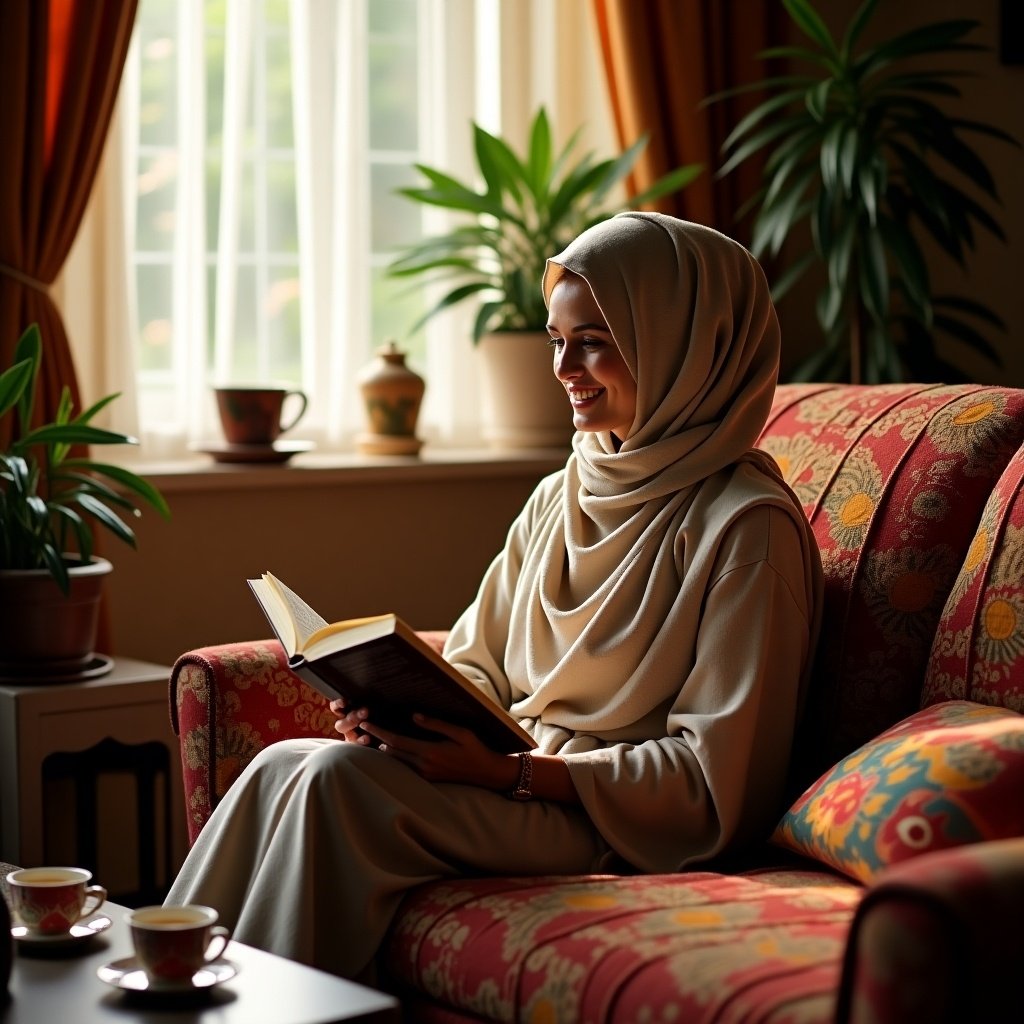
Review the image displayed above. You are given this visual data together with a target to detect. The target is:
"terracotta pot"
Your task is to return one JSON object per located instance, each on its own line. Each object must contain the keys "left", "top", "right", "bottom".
{"left": 0, "top": 558, "right": 112, "bottom": 676}
{"left": 477, "top": 331, "right": 574, "bottom": 450}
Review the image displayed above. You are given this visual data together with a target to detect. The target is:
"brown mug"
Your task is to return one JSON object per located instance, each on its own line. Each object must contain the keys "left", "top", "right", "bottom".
{"left": 214, "top": 385, "right": 308, "bottom": 446}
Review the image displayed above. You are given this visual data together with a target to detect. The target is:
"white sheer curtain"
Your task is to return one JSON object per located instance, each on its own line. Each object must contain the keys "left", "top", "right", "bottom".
{"left": 59, "top": 0, "right": 613, "bottom": 459}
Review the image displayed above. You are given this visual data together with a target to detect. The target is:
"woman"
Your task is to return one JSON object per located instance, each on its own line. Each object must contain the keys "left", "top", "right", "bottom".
{"left": 166, "top": 213, "right": 822, "bottom": 979}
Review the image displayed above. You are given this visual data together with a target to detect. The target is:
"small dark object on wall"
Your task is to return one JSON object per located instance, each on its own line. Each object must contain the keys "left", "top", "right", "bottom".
{"left": 1002, "top": 0, "right": 1024, "bottom": 65}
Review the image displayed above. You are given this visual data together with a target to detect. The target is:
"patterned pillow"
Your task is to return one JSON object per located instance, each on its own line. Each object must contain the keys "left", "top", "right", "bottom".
{"left": 772, "top": 701, "right": 1024, "bottom": 884}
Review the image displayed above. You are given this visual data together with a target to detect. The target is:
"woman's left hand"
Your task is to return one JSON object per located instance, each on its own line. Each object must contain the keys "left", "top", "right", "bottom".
{"left": 360, "top": 713, "right": 515, "bottom": 790}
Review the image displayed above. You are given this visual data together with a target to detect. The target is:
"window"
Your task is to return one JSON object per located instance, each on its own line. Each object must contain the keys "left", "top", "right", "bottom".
{"left": 108, "top": 0, "right": 609, "bottom": 456}
{"left": 127, "top": 0, "right": 441, "bottom": 451}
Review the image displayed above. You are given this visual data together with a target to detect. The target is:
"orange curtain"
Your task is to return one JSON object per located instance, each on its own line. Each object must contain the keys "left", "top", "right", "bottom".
{"left": 0, "top": 0, "right": 138, "bottom": 445}
{"left": 592, "top": 0, "right": 779, "bottom": 242}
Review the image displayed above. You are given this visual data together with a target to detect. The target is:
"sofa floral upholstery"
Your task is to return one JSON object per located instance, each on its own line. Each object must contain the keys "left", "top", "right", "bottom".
{"left": 170, "top": 384, "right": 1024, "bottom": 1022}
{"left": 388, "top": 868, "right": 861, "bottom": 1023}
{"left": 760, "top": 383, "right": 1024, "bottom": 775}
{"left": 924, "top": 441, "right": 1024, "bottom": 711}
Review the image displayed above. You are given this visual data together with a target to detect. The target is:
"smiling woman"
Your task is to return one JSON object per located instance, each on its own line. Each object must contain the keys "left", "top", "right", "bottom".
{"left": 163, "top": 214, "right": 823, "bottom": 982}
{"left": 546, "top": 271, "right": 637, "bottom": 445}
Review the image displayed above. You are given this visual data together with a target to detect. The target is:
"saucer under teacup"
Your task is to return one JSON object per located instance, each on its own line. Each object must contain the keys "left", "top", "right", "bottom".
{"left": 97, "top": 955, "right": 238, "bottom": 993}
{"left": 12, "top": 913, "right": 112, "bottom": 950}
{"left": 191, "top": 439, "right": 314, "bottom": 464}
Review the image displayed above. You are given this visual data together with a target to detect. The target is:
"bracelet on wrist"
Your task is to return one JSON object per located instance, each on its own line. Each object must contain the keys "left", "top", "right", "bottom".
{"left": 507, "top": 750, "right": 534, "bottom": 801}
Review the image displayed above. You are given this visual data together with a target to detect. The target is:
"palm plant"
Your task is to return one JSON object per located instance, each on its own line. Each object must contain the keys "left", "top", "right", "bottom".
{"left": 0, "top": 323, "right": 170, "bottom": 592}
{"left": 389, "top": 107, "right": 702, "bottom": 343}
{"left": 714, "top": 0, "right": 1018, "bottom": 382}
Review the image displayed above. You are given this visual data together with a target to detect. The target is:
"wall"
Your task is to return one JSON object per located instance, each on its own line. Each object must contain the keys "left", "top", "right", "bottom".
{"left": 106, "top": 455, "right": 564, "bottom": 668}
{"left": 774, "top": 0, "right": 1024, "bottom": 386}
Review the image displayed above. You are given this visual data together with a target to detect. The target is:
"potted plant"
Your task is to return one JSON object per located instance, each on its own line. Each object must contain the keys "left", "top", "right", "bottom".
{"left": 712, "top": 0, "right": 1017, "bottom": 383}
{"left": 388, "top": 107, "right": 702, "bottom": 447}
{"left": 0, "top": 323, "right": 170, "bottom": 677}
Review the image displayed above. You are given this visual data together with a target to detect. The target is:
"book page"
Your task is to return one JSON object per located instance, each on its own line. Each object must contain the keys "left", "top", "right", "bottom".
{"left": 264, "top": 573, "right": 329, "bottom": 649}
{"left": 248, "top": 578, "right": 298, "bottom": 654}
{"left": 304, "top": 614, "right": 398, "bottom": 659}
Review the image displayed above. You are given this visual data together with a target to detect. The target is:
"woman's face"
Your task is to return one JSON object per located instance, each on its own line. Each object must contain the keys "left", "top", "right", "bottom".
{"left": 547, "top": 274, "right": 637, "bottom": 444}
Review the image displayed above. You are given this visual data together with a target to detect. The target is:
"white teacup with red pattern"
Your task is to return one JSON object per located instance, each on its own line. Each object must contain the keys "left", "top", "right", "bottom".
{"left": 6, "top": 867, "right": 106, "bottom": 936}
{"left": 129, "top": 905, "right": 231, "bottom": 984}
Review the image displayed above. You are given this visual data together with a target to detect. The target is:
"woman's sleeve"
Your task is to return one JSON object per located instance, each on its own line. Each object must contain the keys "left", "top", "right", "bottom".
{"left": 564, "top": 505, "right": 815, "bottom": 873}
{"left": 442, "top": 472, "right": 564, "bottom": 710}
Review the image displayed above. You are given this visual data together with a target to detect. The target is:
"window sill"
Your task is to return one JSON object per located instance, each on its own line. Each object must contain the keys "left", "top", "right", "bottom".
{"left": 125, "top": 446, "right": 570, "bottom": 494}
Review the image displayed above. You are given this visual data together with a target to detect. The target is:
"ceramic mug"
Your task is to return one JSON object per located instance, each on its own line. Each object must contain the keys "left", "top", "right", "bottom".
{"left": 214, "top": 385, "right": 308, "bottom": 445}
{"left": 129, "top": 904, "right": 231, "bottom": 983}
{"left": 6, "top": 867, "right": 106, "bottom": 936}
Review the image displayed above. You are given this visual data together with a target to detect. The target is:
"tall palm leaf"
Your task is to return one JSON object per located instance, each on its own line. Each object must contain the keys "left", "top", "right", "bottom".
{"left": 713, "top": 0, "right": 1018, "bottom": 383}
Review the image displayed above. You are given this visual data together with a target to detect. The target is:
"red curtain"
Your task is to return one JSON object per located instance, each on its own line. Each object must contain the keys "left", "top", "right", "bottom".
{"left": 592, "top": 0, "right": 779, "bottom": 242}
{"left": 0, "top": 0, "right": 138, "bottom": 445}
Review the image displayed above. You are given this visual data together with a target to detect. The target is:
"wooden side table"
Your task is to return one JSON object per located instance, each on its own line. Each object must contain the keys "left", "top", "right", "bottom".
{"left": 0, "top": 658, "right": 185, "bottom": 900}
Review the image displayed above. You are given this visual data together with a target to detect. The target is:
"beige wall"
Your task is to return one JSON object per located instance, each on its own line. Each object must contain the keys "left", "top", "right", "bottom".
{"left": 107, "top": 458, "right": 562, "bottom": 668}
{"left": 774, "top": 0, "right": 1024, "bottom": 385}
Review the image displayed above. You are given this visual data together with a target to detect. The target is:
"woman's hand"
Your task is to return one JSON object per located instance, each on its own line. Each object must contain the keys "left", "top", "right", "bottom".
{"left": 330, "top": 703, "right": 578, "bottom": 802}
{"left": 360, "top": 713, "right": 518, "bottom": 790}
{"left": 328, "top": 699, "right": 374, "bottom": 745}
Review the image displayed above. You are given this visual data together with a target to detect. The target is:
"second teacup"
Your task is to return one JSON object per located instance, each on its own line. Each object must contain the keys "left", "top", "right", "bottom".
{"left": 6, "top": 866, "right": 106, "bottom": 936}
{"left": 129, "top": 905, "right": 231, "bottom": 983}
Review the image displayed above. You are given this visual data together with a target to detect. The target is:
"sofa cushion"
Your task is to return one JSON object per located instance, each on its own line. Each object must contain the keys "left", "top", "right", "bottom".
{"left": 384, "top": 869, "right": 861, "bottom": 1023}
{"left": 924, "top": 443, "right": 1024, "bottom": 713}
{"left": 772, "top": 701, "right": 1024, "bottom": 884}
{"left": 759, "top": 384, "right": 1024, "bottom": 778}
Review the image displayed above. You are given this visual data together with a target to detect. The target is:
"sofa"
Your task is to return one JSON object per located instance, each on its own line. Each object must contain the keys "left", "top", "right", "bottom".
{"left": 169, "top": 383, "right": 1024, "bottom": 1023}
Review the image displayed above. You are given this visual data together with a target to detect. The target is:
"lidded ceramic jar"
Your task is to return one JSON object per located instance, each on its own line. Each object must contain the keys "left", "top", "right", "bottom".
{"left": 356, "top": 340, "right": 425, "bottom": 456}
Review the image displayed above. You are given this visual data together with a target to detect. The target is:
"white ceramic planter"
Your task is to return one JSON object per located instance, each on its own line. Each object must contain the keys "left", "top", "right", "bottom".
{"left": 477, "top": 331, "right": 575, "bottom": 450}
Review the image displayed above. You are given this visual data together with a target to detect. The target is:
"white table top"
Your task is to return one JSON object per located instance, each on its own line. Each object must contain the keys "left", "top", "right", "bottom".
{"left": 6, "top": 902, "right": 399, "bottom": 1024}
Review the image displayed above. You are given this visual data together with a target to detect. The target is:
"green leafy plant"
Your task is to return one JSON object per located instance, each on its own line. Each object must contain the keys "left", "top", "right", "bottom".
{"left": 389, "top": 107, "right": 702, "bottom": 343}
{"left": 0, "top": 323, "right": 170, "bottom": 592}
{"left": 714, "top": 0, "right": 1018, "bottom": 382}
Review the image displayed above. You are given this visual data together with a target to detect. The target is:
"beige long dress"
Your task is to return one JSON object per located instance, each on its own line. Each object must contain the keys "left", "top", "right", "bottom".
{"left": 166, "top": 214, "right": 822, "bottom": 979}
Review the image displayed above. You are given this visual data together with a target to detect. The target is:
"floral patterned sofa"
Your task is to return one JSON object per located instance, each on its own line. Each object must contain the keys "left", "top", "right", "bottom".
{"left": 170, "top": 384, "right": 1024, "bottom": 1023}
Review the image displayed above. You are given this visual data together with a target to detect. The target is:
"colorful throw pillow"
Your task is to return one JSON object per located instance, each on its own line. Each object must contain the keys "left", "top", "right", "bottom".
{"left": 772, "top": 701, "right": 1024, "bottom": 884}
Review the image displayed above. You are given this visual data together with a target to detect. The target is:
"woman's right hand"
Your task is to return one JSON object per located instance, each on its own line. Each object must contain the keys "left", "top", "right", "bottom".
{"left": 329, "top": 699, "right": 373, "bottom": 744}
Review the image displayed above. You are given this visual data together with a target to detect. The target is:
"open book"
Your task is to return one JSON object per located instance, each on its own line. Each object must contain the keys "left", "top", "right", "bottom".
{"left": 248, "top": 572, "right": 536, "bottom": 754}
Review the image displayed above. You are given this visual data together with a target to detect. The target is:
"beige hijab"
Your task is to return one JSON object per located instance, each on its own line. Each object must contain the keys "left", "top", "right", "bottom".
{"left": 446, "top": 213, "right": 822, "bottom": 871}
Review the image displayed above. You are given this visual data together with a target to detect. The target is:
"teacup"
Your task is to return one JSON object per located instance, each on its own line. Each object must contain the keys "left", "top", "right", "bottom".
{"left": 129, "top": 905, "right": 231, "bottom": 983}
{"left": 6, "top": 867, "right": 106, "bottom": 936}
{"left": 214, "top": 385, "right": 308, "bottom": 445}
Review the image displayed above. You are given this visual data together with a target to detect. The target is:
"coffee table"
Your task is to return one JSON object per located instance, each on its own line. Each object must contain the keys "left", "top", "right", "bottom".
{"left": 6, "top": 901, "right": 400, "bottom": 1023}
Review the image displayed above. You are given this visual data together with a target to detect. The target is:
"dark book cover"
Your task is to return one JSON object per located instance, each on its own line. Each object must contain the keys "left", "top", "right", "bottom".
{"left": 291, "top": 633, "right": 535, "bottom": 754}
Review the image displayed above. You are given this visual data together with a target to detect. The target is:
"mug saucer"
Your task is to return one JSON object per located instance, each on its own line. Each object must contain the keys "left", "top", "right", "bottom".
{"left": 191, "top": 440, "right": 314, "bottom": 464}
{"left": 12, "top": 913, "right": 112, "bottom": 947}
{"left": 97, "top": 955, "right": 238, "bottom": 993}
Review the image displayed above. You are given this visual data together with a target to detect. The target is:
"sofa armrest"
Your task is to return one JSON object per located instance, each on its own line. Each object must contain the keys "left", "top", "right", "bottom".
{"left": 170, "top": 632, "right": 451, "bottom": 846}
{"left": 837, "top": 837, "right": 1024, "bottom": 1024}
{"left": 170, "top": 640, "right": 337, "bottom": 844}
